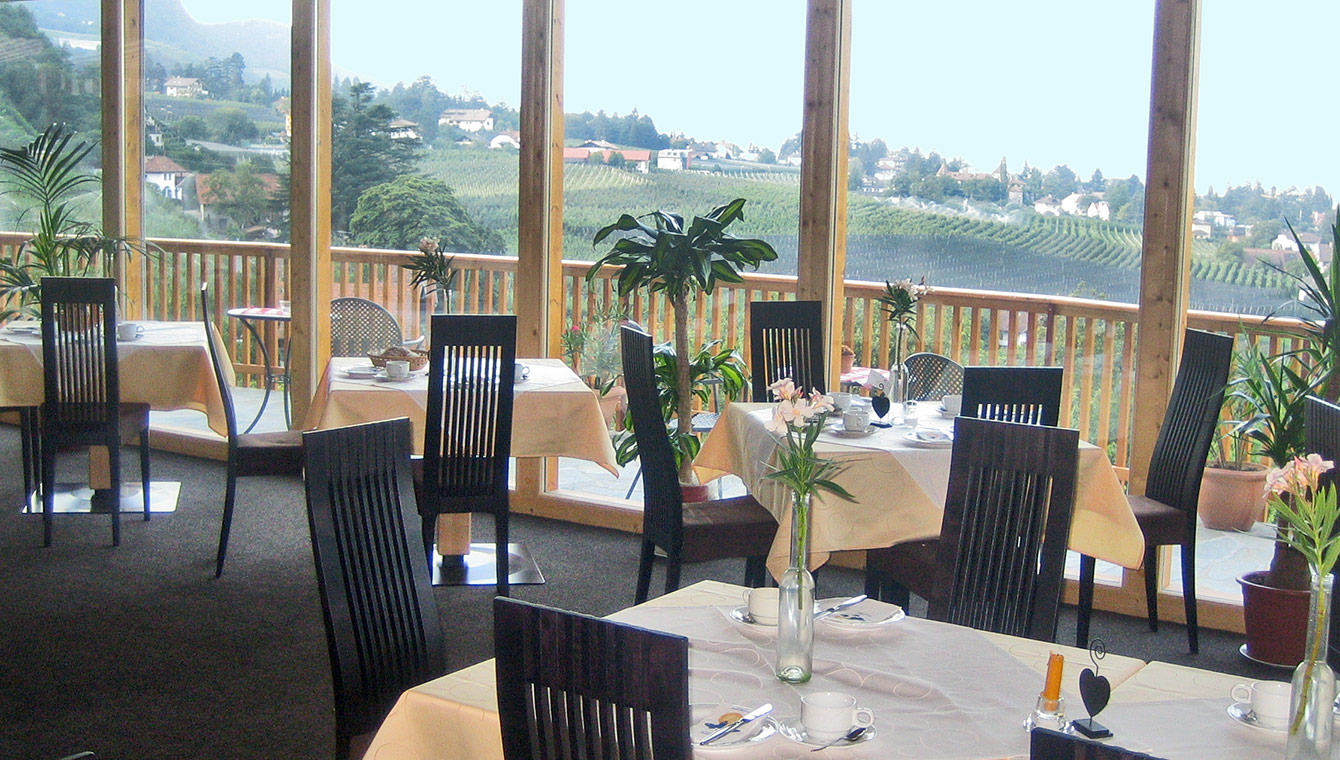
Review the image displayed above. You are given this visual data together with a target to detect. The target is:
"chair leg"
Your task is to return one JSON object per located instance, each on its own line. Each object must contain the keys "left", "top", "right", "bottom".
{"left": 140, "top": 429, "right": 151, "bottom": 521}
{"left": 18, "top": 408, "right": 35, "bottom": 503}
{"left": 495, "top": 510, "right": 510, "bottom": 598}
{"left": 1181, "top": 539, "right": 1198, "bottom": 654}
{"left": 1144, "top": 544, "right": 1160, "bottom": 633}
{"left": 215, "top": 463, "right": 239, "bottom": 578}
{"left": 107, "top": 444, "right": 122, "bottom": 547}
{"left": 422, "top": 515, "right": 437, "bottom": 572}
{"left": 635, "top": 539, "right": 655, "bottom": 604}
{"left": 41, "top": 437, "right": 56, "bottom": 547}
{"left": 744, "top": 556, "right": 766, "bottom": 588}
{"left": 664, "top": 546, "right": 682, "bottom": 597}
{"left": 1076, "top": 554, "right": 1096, "bottom": 648}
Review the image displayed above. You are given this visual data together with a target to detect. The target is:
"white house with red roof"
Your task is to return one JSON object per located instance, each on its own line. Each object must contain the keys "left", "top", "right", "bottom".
{"left": 145, "top": 155, "right": 189, "bottom": 200}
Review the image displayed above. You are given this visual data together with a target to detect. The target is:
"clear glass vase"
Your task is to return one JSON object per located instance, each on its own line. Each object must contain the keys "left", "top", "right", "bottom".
{"left": 777, "top": 490, "right": 814, "bottom": 684}
{"left": 1288, "top": 571, "right": 1335, "bottom": 760}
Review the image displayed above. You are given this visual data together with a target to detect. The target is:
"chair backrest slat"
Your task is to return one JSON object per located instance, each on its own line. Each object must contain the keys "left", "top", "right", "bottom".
{"left": 621, "top": 325, "right": 683, "bottom": 550}
{"left": 931, "top": 417, "right": 1079, "bottom": 641}
{"left": 1143, "top": 329, "right": 1233, "bottom": 510}
{"left": 304, "top": 418, "right": 445, "bottom": 746}
{"left": 495, "top": 597, "right": 691, "bottom": 760}
{"left": 330, "top": 297, "right": 407, "bottom": 357}
{"left": 40, "top": 277, "right": 119, "bottom": 429}
{"left": 750, "top": 300, "right": 825, "bottom": 401}
{"left": 904, "top": 352, "right": 965, "bottom": 401}
{"left": 961, "top": 366, "right": 1063, "bottom": 426}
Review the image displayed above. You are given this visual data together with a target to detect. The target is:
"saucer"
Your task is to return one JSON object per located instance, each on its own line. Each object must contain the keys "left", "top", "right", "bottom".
{"left": 1227, "top": 702, "right": 1285, "bottom": 733}
{"left": 691, "top": 704, "right": 778, "bottom": 748}
{"left": 342, "top": 366, "right": 382, "bottom": 378}
{"left": 937, "top": 406, "right": 957, "bottom": 419}
{"left": 729, "top": 606, "right": 777, "bottom": 627}
{"left": 374, "top": 374, "right": 418, "bottom": 383}
{"left": 903, "top": 430, "right": 952, "bottom": 448}
{"left": 830, "top": 425, "right": 878, "bottom": 438}
{"left": 777, "top": 718, "right": 876, "bottom": 748}
{"left": 117, "top": 334, "right": 143, "bottom": 342}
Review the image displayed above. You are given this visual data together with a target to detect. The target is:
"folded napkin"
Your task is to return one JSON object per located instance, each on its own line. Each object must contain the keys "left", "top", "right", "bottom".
{"left": 912, "top": 429, "right": 952, "bottom": 443}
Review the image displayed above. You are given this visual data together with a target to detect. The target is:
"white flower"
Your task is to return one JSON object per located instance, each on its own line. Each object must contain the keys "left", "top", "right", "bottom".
{"left": 769, "top": 377, "right": 798, "bottom": 402}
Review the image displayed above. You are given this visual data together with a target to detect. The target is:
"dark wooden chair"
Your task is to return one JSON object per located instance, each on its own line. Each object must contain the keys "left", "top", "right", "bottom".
{"left": 38, "top": 276, "right": 150, "bottom": 547}
{"left": 749, "top": 300, "right": 825, "bottom": 401}
{"left": 622, "top": 325, "right": 775, "bottom": 603}
{"left": 495, "top": 596, "right": 691, "bottom": 760}
{"left": 201, "top": 283, "right": 305, "bottom": 577}
{"left": 3, "top": 404, "right": 40, "bottom": 506}
{"left": 904, "top": 352, "right": 964, "bottom": 401}
{"left": 1076, "top": 328, "right": 1232, "bottom": 653}
{"left": 329, "top": 296, "right": 422, "bottom": 357}
{"left": 419, "top": 313, "right": 516, "bottom": 596}
{"left": 1304, "top": 394, "right": 1340, "bottom": 669}
{"left": 922, "top": 417, "right": 1079, "bottom": 641}
{"left": 1030, "top": 728, "right": 1166, "bottom": 760}
{"left": 961, "top": 365, "right": 1064, "bottom": 426}
{"left": 303, "top": 418, "right": 446, "bottom": 760}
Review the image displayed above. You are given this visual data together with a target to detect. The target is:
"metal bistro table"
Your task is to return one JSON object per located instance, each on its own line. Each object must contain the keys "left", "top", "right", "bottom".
{"left": 226, "top": 306, "right": 291, "bottom": 432}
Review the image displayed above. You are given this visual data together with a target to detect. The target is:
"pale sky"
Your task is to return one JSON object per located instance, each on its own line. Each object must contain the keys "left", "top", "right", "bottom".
{"left": 179, "top": 0, "right": 1338, "bottom": 197}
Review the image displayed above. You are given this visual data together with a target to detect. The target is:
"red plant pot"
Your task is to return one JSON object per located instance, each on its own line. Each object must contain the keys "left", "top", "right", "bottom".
{"left": 1238, "top": 570, "right": 1311, "bottom": 667}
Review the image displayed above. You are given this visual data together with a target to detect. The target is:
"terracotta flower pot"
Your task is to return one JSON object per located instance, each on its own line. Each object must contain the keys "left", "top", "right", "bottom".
{"left": 1197, "top": 465, "right": 1267, "bottom": 532}
{"left": 840, "top": 353, "right": 855, "bottom": 374}
{"left": 681, "top": 483, "right": 711, "bottom": 504}
{"left": 1238, "top": 569, "right": 1310, "bottom": 667}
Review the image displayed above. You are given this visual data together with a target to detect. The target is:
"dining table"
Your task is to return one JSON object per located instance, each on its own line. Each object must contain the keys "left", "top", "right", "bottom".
{"left": 0, "top": 319, "right": 230, "bottom": 512}
{"left": 693, "top": 402, "right": 1145, "bottom": 578}
{"left": 361, "top": 580, "right": 1286, "bottom": 759}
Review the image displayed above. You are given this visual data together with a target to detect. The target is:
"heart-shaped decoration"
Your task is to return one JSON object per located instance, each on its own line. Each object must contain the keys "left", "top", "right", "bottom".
{"left": 870, "top": 395, "right": 891, "bottom": 419}
{"left": 1078, "top": 667, "right": 1111, "bottom": 718}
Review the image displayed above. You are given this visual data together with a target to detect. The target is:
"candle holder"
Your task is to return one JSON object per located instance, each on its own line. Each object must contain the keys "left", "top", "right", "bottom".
{"left": 1024, "top": 694, "right": 1067, "bottom": 732}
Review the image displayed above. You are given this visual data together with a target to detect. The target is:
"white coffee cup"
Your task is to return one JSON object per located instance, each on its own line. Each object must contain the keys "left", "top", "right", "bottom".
{"left": 801, "top": 691, "right": 875, "bottom": 740}
{"left": 1231, "top": 680, "right": 1291, "bottom": 728}
{"left": 742, "top": 587, "right": 779, "bottom": 625}
{"left": 385, "top": 360, "right": 410, "bottom": 379}
{"left": 941, "top": 394, "right": 963, "bottom": 416}
{"left": 842, "top": 407, "right": 871, "bottom": 432}
{"left": 514, "top": 361, "right": 530, "bottom": 383}
{"left": 116, "top": 322, "right": 144, "bottom": 341}
{"left": 829, "top": 392, "right": 853, "bottom": 412}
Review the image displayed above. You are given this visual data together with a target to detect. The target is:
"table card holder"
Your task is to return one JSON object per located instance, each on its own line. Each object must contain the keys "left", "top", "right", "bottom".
{"left": 1024, "top": 652, "right": 1066, "bottom": 732}
{"left": 1072, "top": 639, "right": 1113, "bottom": 739}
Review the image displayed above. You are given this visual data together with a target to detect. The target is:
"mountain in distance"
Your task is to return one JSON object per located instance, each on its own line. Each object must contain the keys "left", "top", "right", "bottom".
{"left": 28, "top": 0, "right": 290, "bottom": 88}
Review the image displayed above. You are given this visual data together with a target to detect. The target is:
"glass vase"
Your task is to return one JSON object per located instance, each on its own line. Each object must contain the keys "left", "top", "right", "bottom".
{"left": 776, "top": 490, "right": 814, "bottom": 684}
{"left": 1288, "top": 571, "right": 1335, "bottom": 760}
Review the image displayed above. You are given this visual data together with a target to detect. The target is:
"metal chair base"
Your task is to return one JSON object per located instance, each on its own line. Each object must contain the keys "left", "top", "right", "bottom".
{"left": 430, "top": 542, "right": 545, "bottom": 586}
{"left": 24, "top": 481, "right": 181, "bottom": 514}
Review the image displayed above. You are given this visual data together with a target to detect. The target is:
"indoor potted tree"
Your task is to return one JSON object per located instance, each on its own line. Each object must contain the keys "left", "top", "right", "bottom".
{"left": 586, "top": 198, "right": 777, "bottom": 488}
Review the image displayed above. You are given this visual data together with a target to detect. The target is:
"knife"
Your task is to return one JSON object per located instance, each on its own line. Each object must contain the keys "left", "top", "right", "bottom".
{"left": 814, "top": 594, "right": 868, "bottom": 620}
{"left": 698, "top": 703, "right": 773, "bottom": 746}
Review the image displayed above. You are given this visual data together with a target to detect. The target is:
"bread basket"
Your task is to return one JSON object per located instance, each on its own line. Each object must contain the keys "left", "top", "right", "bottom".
{"left": 368, "top": 349, "right": 430, "bottom": 371}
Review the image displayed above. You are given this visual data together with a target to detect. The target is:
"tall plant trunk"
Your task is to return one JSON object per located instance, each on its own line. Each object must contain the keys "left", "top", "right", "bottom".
{"left": 674, "top": 291, "right": 694, "bottom": 484}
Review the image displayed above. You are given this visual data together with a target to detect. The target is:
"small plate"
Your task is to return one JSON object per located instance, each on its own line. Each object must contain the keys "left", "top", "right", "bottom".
{"left": 1227, "top": 702, "right": 1285, "bottom": 733}
{"left": 729, "top": 606, "right": 777, "bottom": 627}
{"left": 903, "top": 430, "right": 952, "bottom": 448}
{"left": 818, "top": 601, "right": 906, "bottom": 628}
{"left": 117, "top": 334, "right": 143, "bottom": 342}
{"left": 777, "top": 718, "right": 876, "bottom": 749}
{"left": 342, "top": 365, "right": 382, "bottom": 378}
{"left": 692, "top": 704, "right": 778, "bottom": 749}
{"left": 937, "top": 406, "right": 956, "bottom": 419}
{"left": 830, "top": 425, "right": 878, "bottom": 438}
{"left": 374, "top": 374, "right": 418, "bottom": 383}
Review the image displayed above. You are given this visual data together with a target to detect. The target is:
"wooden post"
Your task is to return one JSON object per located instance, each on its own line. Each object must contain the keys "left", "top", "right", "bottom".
{"left": 1131, "top": 0, "right": 1200, "bottom": 494}
{"left": 102, "top": 0, "right": 144, "bottom": 317}
{"left": 513, "top": 0, "right": 564, "bottom": 510}
{"left": 288, "top": 0, "right": 333, "bottom": 428}
{"left": 797, "top": 0, "right": 851, "bottom": 389}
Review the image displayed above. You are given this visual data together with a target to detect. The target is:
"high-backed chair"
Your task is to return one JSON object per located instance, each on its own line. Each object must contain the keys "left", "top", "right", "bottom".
{"left": 329, "top": 296, "right": 422, "bottom": 357}
{"left": 1304, "top": 394, "right": 1340, "bottom": 668}
{"left": 303, "top": 418, "right": 446, "bottom": 760}
{"left": 1030, "top": 727, "right": 1166, "bottom": 760}
{"left": 495, "top": 596, "right": 691, "bottom": 760}
{"left": 201, "top": 283, "right": 305, "bottom": 577}
{"left": 3, "top": 405, "right": 39, "bottom": 506}
{"left": 749, "top": 300, "right": 825, "bottom": 401}
{"left": 1076, "top": 329, "right": 1232, "bottom": 653}
{"left": 961, "top": 366, "right": 1064, "bottom": 426}
{"left": 623, "top": 325, "right": 775, "bottom": 602}
{"left": 904, "top": 352, "right": 965, "bottom": 401}
{"left": 419, "top": 313, "right": 516, "bottom": 596}
{"left": 38, "top": 277, "right": 150, "bottom": 547}
{"left": 924, "top": 417, "right": 1078, "bottom": 641}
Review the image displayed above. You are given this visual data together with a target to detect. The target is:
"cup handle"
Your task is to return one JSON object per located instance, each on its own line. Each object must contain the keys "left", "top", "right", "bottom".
{"left": 853, "top": 708, "right": 875, "bottom": 728}
{"left": 742, "top": 589, "right": 752, "bottom": 606}
{"left": 1230, "top": 684, "right": 1252, "bottom": 703}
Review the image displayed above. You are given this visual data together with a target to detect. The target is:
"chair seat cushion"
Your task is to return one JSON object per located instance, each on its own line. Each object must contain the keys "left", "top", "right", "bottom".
{"left": 865, "top": 540, "right": 939, "bottom": 600}
{"left": 1129, "top": 493, "right": 1188, "bottom": 546}
{"left": 680, "top": 495, "right": 777, "bottom": 563}
{"left": 235, "top": 430, "right": 305, "bottom": 475}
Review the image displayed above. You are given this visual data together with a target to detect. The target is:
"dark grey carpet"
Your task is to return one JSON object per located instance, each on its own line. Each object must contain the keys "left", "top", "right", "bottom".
{"left": 0, "top": 425, "right": 1284, "bottom": 760}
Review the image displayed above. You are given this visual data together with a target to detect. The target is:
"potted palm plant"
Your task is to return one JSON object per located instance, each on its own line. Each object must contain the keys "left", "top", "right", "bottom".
{"left": 1199, "top": 355, "right": 1269, "bottom": 532}
{"left": 586, "top": 198, "right": 777, "bottom": 486}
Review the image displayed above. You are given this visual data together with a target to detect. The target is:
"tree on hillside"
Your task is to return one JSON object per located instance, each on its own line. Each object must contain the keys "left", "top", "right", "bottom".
{"left": 0, "top": 5, "right": 98, "bottom": 134}
{"left": 1087, "top": 168, "right": 1105, "bottom": 192}
{"left": 206, "top": 108, "right": 259, "bottom": 145}
{"left": 1042, "top": 165, "right": 1079, "bottom": 199}
{"left": 349, "top": 174, "right": 505, "bottom": 254}
{"left": 757, "top": 148, "right": 776, "bottom": 165}
{"left": 204, "top": 161, "right": 278, "bottom": 234}
{"left": 331, "top": 82, "right": 421, "bottom": 231}
{"left": 383, "top": 75, "right": 450, "bottom": 143}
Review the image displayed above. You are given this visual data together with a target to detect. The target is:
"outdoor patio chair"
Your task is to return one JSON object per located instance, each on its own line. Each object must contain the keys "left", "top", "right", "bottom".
{"left": 749, "top": 300, "right": 825, "bottom": 400}
{"left": 623, "top": 324, "right": 774, "bottom": 603}
{"left": 38, "top": 277, "right": 150, "bottom": 547}
{"left": 960, "top": 365, "right": 1063, "bottom": 426}
{"left": 201, "top": 283, "right": 305, "bottom": 577}
{"left": 1076, "top": 328, "right": 1232, "bottom": 653}
{"left": 418, "top": 313, "right": 517, "bottom": 596}
{"left": 904, "top": 351, "right": 964, "bottom": 401}
{"left": 1304, "top": 394, "right": 1340, "bottom": 669}
{"left": 329, "top": 296, "right": 422, "bottom": 357}
{"left": 1030, "top": 727, "right": 1166, "bottom": 759}
{"left": 495, "top": 596, "right": 692, "bottom": 760}
{"left": 304, "top": 418, "right": 445, "bottom": 760}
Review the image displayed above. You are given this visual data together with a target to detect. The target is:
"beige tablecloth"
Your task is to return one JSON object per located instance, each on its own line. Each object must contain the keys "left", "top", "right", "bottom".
{"left": 302, "top": 357, "right": 618, "bottom": 473}
{"left": 0, "top": 320, "right": 231, "bottom": 436}
{"left": 362, "top": 580, "right": 1150, "bottom": 760}
{"left": 694, "top": 403, "right": 1145, "bottom": 577}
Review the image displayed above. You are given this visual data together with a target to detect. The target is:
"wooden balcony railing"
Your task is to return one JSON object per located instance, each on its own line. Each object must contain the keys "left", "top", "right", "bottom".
{"left": 0, "top": 233, "right": 1311, "bottom": 470}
